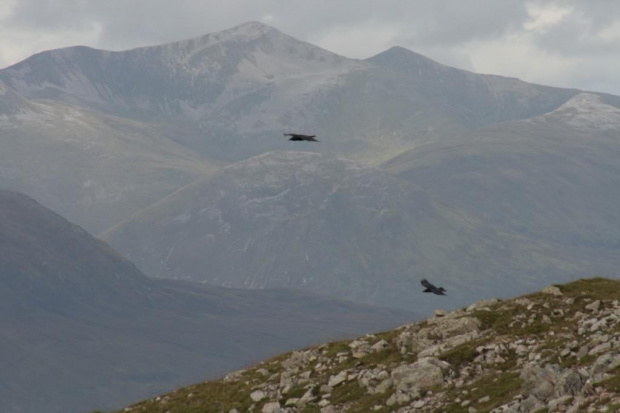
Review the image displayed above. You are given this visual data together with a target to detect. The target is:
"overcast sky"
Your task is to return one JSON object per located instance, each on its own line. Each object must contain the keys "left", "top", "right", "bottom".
{"left": 1, "top": 0, "right": 620, "bottom": 95}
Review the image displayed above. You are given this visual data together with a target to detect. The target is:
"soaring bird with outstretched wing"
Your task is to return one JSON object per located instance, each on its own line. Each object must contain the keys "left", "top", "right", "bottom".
{"left": 421, "top": 278, "right": 447, "bottom": 296}
{"left": 284, "top": 133, "right": 319, "bottom": 142}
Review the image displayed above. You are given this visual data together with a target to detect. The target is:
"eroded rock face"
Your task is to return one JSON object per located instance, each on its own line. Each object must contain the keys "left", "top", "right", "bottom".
{"left": 542, "top": 285, "right": 563, "bottom": 296}
{"left": 521, "top": 364, "right": 565, "bottom": 402}
{"left": 590, "top": 352, "right": 620, "bottom": 383}
{"left": 411, "top": 314, "right": 482, "bottom": 354}
{"left": 261, "top": 401, "right": 281, "bottom": 413}
{"left": 391, "top": 357, "right": 450, "bottom": 394}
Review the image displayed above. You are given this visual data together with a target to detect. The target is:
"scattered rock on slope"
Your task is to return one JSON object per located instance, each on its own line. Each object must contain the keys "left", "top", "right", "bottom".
{"left": 119, "top": 277, "right": 620, "bottom": 413}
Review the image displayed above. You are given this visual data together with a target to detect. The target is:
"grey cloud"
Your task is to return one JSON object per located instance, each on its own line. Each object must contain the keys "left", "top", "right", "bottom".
{"left": 3, "top": 0, "right": 530, "bottom": 52}
{"left": 394, "top": 1, "right": 528, "bottom": 47}
{"left": 570, "top": 1, "right": 620, "bottom": 27}
{"left": 532, "top": 12, "right": 620, "bottom": 57}
{"left": 5, "top": 0, "right": 93, "bottom": 30}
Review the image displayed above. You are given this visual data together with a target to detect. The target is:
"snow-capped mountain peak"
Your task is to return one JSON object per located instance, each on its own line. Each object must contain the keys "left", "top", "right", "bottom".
{"left": 0, "top": 21, "right": 362, "bottom": 123}
{"left": 202, "top": 21, "right": 276, "bottom": 42}
{"left": 161, "top": 21, "right": 278, "bottom": 60}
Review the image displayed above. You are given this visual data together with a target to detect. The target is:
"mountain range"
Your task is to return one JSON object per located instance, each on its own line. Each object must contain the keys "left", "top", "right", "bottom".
{"left": 0, "top": 189, "right": 413, "bottom": 413}
{"left": 2, "top": 21, "right": 614, "bottom": 233}
{"left": 1, "top": 20, "right": 619, "bottom": 410}
{"left": 1, "top": 20, "right": 618, "bottom": 307}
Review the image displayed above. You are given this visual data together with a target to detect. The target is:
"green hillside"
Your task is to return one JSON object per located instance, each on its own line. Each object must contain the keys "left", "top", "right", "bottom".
{"left": 116, "top": 278, "right": 620, "bottom": 413}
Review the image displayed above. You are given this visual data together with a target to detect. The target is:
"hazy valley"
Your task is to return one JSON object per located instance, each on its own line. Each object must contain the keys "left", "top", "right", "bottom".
{"left": 0, "top": 189, "right": 413, "bottom": 413}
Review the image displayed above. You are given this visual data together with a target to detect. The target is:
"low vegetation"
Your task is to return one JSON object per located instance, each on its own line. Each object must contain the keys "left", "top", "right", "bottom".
{"left": 113, "top": 278, "right": 620, "bottom": 413}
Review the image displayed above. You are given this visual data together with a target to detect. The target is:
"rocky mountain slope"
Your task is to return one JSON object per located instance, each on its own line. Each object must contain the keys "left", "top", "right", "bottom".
{"left": 0, "top": 189, "right": 414, "bottom": 413}
{"left": 117, "top": 278, "right": 620, "bottom": 413}
{"left": 0, "top": 21, "right": 602, "bottom": 233}
{"left": 101, "top": 150, "right": 596, "bottom": 314}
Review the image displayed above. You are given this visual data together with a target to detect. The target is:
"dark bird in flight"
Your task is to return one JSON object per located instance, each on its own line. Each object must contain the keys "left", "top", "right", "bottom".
{"left": 284, "top": 133, "right": 319, "bottom": 142}
{"left": 421, "top": 279, "right": 447, "bottom": 295}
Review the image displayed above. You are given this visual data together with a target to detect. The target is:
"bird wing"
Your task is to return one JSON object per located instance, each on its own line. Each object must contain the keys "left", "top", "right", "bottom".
{"left": 284, "top": 133, "right": 319, "bottom": 141}
{"left": 421, "top": 279, "right": 434, "bottom": 289}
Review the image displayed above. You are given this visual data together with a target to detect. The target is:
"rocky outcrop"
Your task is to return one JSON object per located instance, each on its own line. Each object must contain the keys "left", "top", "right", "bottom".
{"left": 119, "top": 278, "right": 620, "bottom": 413}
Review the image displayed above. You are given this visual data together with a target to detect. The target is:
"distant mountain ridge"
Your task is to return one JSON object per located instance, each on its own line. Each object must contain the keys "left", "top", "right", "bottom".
{"left": 0, "top": 22, "right": 359, "bottom": 121}
{"left": 1, "top": 21, "right": 614, "bottom": 234}
{"left": 1, "top": 22, "right": 586, "bottom": 127}
{"left": 1, "top": 21, "right": 596, "bottom": 153}
{"left": 367, "top": 45, "right": 580, "bottom": 126}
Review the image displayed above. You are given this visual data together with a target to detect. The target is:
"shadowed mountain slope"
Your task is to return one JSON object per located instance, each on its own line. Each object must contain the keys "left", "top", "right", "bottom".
{"left": 0, "top": 189, "right": 414, "bottom": 413}
{"left": 0, "top": 83, "right": 217, "bottom": 234}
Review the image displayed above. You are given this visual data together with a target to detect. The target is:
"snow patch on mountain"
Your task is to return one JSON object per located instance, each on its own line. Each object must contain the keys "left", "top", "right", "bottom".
{"left": 174, "top": 21, "right": 276, "bottom": 55}
{"left": 0, "top": 100, "right": 52, "bottom": 128}
{"left": 542, "top": 92, "right": 620, "bottom": 131}
{"left": 0, "top": 100, "right": 100, "bottom": 146}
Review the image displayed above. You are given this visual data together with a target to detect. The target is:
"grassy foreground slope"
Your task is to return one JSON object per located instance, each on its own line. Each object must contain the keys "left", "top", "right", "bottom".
{"left": 116, "top": 277, "right": 620, "bottom": 413}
